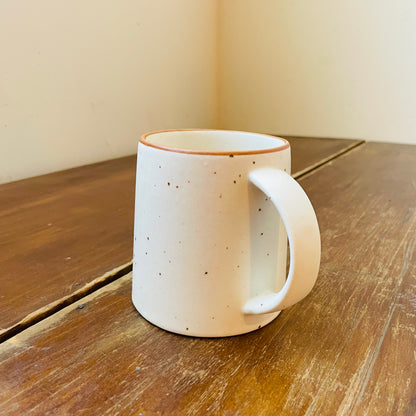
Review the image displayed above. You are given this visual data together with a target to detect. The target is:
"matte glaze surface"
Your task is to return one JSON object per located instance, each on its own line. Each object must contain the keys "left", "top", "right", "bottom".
{"left": 133, "top": 130, "right": 320, "bottom": 336}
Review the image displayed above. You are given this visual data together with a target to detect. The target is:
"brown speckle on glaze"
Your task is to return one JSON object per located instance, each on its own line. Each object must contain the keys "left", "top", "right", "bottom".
{"left": 146, "top": 236, "right": 150, "bottom": 240}
{"left": 145, "top": 252, "right": 148, "bottom": 255}
{"left": 267, "top": 253, "right": 270, "bottom": 256}
{"left": 258, "top": 325, "right": 262, "bottom": 329}
{"left": 238, "top": 174, "right": 242, "bottom": 177}
{"left": 219, "top": 193, "right": 222, "bottom": 198}
{"left": 260, "top": 232, "right": 264, "bottom": 236}
{"left": 176, "top": 185, "right": 179, "bottom": 189}
{"left": 167, "top": 182, "right": 170, "bottom": 186}
{"left": 179, "top": 241, "right": 182, "bottom": 244}
{"left": 258, "top": 208, "right": 262, "bottom": 211}
{"left": 226, "top": 246, "right": 229, "bottom": 250}
{"left": 233, "top": 180, "right": 237, "bottom": 184}
{"left": 186, "top": 327, "right": 189, "bottom": 331}
{"left": 159, "top": 165, "right": 162, "bottom": 168}
{"left": 252, "top": 161, "right": 256, "bottom": 164}
{"left": 213, "top": 171, "right": 217, "bottom": 175}
{"left": 229, "top": 154, "right": 234, "bottom": 158}
{"left": 159, "top": 272, "right": 162, "bottom": 276}
{"left": 204, "top": 272, "right": 208, "bottom": 275}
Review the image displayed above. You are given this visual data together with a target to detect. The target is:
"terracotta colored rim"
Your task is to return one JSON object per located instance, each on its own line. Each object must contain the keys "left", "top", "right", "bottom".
{"left": 139, "top": 129, "right": 290, "bottom": 156}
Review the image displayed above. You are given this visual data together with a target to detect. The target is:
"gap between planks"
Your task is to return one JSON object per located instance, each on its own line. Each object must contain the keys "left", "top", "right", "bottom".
{"left": 0, "top": 138, "right": 365, "bottom": 344}
{"left": 293, "top": 140, "right": 365, "bottom": 180}
{"left": 0, "top": 261, "right": 132, "bottom": 344}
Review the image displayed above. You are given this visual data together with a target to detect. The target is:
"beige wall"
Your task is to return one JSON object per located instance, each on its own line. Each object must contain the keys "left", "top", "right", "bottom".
{"left": 219, "top": 0, "right": 416, "bottom": 145}
{"left": 2, "top": 1, "right": 415, "bottom": 184}
{"left": 0, "top": 0, "right": 218, "bottom": 184}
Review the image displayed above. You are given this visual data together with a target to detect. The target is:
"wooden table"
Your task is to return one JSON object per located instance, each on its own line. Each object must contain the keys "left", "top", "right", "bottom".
{"left": 1, "top": 137, "right": 415, "bottom": 415}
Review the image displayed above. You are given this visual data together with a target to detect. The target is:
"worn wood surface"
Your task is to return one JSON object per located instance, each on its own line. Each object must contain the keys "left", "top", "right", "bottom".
{"left": 0, "top": 156, "right": 136, "bottom": 341}
{"left": 0, "top": 138, "right": 360, "bottom": 342}
{"left": 1, "top": 141, "right": 414, "bottom": 415}
{"left": 285, "top": 136, "right": 364, "bottom": 178}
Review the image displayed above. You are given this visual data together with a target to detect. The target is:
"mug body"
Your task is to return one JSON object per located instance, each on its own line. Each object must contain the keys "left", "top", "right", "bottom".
{"left": 132, "top": 130, "right": 290, "bottom": 337}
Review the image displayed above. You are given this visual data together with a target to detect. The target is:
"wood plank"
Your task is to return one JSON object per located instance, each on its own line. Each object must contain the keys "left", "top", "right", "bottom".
{"left": 0, "top": 138, "right": 360, "bottom": 342}
{"left": 0, "top": 156, "right": 136, "bottom": 341}
{"left": 1, "top": 142, "right": 414, "bottom": 415}
{"left": 284, "top": 136, "right": 364, "bottom": 178}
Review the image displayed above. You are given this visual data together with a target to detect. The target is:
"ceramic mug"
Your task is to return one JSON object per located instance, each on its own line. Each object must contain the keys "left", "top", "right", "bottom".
{"left": 132, "top": 129, "right": 320, "bottom": 337}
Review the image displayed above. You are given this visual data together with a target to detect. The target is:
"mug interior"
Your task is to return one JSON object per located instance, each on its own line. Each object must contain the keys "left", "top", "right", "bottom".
{"left": 141, "top": 130, "right": 289, "bottom": 155}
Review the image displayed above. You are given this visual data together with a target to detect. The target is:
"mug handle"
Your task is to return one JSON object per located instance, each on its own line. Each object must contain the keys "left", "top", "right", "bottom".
{"left": 242, "top": 168, "right": 321, "bottom": 314}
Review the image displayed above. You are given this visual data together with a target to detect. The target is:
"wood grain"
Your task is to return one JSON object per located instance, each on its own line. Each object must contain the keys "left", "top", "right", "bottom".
{"left": 0, "top": 138, "right": 360, "bottom": 342}
{"left": 0, "top": 156, "right": 136, "bottom": 341}
{"left": 1, "top": 142, "right": 414, "bottom": 415}
{"left": 285, "top": 136, "right": 364, "bottom": 178}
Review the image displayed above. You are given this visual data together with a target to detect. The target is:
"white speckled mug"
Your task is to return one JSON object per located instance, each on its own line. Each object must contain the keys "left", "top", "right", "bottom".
{"left": 132, "top": 129, "right": 320, "bottom": 337}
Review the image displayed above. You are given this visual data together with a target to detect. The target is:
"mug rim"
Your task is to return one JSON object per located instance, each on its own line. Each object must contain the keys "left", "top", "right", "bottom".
{"left": 139, "top": 129, "right": 290, "bottom": 156}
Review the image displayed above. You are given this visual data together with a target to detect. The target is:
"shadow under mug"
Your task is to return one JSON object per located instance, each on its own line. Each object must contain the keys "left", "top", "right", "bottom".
{"left": 132, "top": 129, "right": 320, "bottom": 337}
